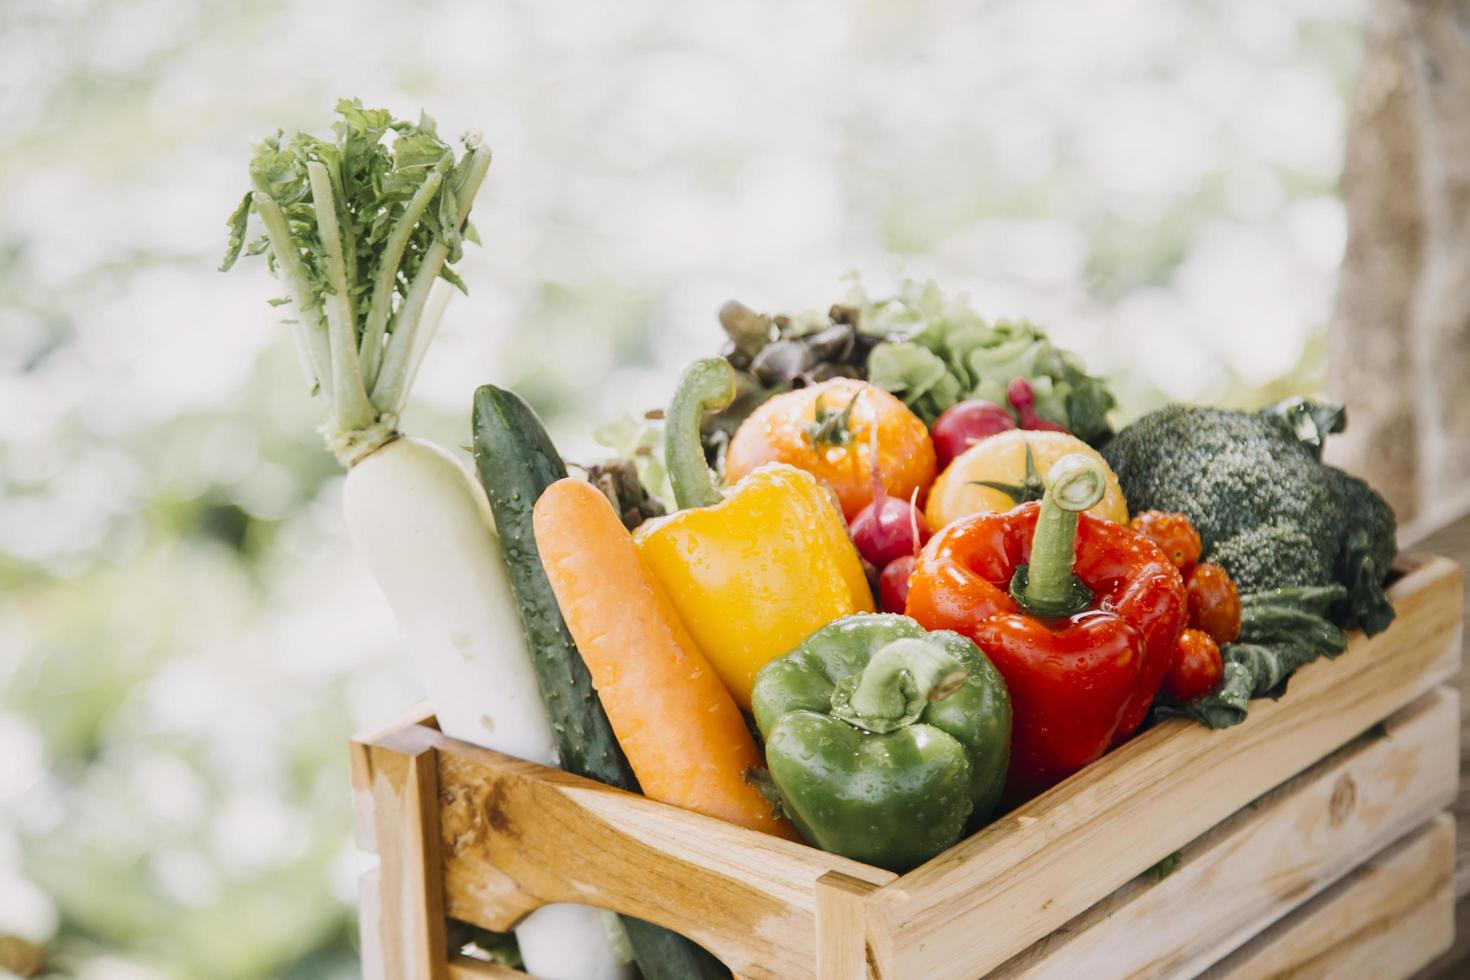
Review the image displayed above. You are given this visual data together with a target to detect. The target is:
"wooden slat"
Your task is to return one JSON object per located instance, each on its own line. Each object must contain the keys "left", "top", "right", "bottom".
{"left": 1415, "top": 882, "right": 1470, "bottom": 978}
{"left": 1203, "top": 814, "right": 1455, "bottom": 979}
{"left": 351, "top": 702, "right": 439, "bottom": 853}
{"left": 868, "top": 554, "right": 1462, "bottom": 980}
{"left": 816, "top": 871, "right": 880, "bottom": 980}
{"left": 369, "top": 725, "right": 451, "bottom": 980}
{"left": 359, "top": 868, "right": 386, "bottom": 980}
{"left": 1402, "top": 504, "right": 1470, "bottom": 897}
{"left": 350, "top": 740, "right": 377, "bottom": 853}
{"left": 423, "top": 727, "right": 895, "bottom": 980}
{"left": 991, "top": 687, "right": 1459, "bottom": 979}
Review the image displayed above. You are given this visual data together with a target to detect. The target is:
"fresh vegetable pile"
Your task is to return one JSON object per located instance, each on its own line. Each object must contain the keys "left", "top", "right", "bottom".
{"left": 226, "top": 103, "right": 1402, "bottom": 978}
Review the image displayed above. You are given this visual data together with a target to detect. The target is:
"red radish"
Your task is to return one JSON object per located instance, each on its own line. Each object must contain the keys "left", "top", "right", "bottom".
{"left": 850, "top": 427, "right": 930, "bottom": 566}
{"left": 853, "top": 452, "right": 926, "bottom": 614}
{"left": 850, "top": 495, "right": 929, "bottom": 566}
{"left": 931, "top": 400, "right": 1016, "bottom": 469}
{"left": 879, "top": 553, "right": 917, "bottom": 613}
{"left": 1007, "top": 377, "right": 1069, "bottom": 432}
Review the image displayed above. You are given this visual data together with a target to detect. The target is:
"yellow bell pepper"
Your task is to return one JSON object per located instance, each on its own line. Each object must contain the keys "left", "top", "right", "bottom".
{"left": 636, "top": 359, "right": 874, "bottom": 709}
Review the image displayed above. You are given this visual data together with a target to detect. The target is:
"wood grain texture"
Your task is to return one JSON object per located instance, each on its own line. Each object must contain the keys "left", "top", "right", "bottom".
{"left": 1204, "top": 814, "right": 1455, "bottom": 979}
{"left": 867, "top": 555, "right": 1462, "bottom": 980}
{"left": 368, "top": 725, "right": 451, "bottom": 980}
{"left": 991, "top": 687, "right": 1459, "bottom": 979}
{"left": 1415, "top": 875, "right": 1470, "bottom": 978}
{"left": 1402, "top": 503, "right": 1470, "bottom": 897}
{"left": 359, "top": 869, "right": 386, "bottom": 980}
{"left": 352, "top": 702, "right": 439, "bottom": 853}
{"left": 816, "top": 872, "right": 880, "bottom": 980}
{"left": 424, "top": 728, "right": 895, "bottom": 980}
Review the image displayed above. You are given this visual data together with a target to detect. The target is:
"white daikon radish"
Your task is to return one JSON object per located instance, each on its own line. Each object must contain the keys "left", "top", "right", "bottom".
{"left": 341, "top": 436, "right": 557, "bottom": 760}
{"left": 221, "top": 100, "right": 630, "bottom": 980}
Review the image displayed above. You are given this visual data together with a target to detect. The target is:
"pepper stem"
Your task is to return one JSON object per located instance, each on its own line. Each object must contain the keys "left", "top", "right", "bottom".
{"left": 666, "top": 357, "right": 736, "bottom": 510}
{"left": 830, "top": 638, "right": 969, "bottom": 734}
{"left": 1017, "top": 453, "right": 1106, "bottom": 617}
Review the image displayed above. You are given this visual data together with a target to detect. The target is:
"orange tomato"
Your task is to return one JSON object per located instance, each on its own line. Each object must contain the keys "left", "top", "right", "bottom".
{"left": 725, "top": 379, "right": 936, "bottom": 520}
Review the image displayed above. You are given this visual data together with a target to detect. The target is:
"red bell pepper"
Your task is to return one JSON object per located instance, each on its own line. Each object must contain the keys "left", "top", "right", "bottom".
{"left": 906, "top": 454, "right": 1187, "bottom": 796}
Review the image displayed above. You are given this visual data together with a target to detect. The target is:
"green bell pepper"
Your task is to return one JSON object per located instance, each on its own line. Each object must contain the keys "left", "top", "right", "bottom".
{"left": 751, "top": 613, "right": 1012, "bottom": 871}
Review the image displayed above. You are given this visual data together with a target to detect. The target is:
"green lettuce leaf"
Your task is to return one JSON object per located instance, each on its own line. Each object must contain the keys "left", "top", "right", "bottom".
{"left": 866, "top": 342, "right": 963, "bottom": 421}
{"left": 853, "top": 280, "right": 1116, "bottom": 443}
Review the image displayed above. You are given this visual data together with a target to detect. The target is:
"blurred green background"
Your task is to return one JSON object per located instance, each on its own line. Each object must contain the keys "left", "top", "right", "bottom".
{"left": 1, "top": 0, "right": 1366, "bottom": 976}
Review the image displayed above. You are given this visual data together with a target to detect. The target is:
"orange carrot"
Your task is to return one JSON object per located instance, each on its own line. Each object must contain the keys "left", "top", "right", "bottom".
{"left": 533, "top": 477, "right": 796, "bottom": 838}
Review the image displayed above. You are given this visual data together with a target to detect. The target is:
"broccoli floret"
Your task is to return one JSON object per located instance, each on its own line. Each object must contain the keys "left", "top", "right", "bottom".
{"left": 1328, "top": 468, "right": 1398, "bottom": 634}
{"left": 1102, "top": 401, "right": 1397, "bottom": 635}
{"left": 1207, "top": 525, "right": 1334, "bottom": 594}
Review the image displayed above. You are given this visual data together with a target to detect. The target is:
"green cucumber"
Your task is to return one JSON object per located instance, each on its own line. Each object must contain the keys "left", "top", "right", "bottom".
{"left": 473, "top": 385, "right": 632, "bottom": 783}
{"left": 472, "top": 385, "right": 729, "bottom": 980}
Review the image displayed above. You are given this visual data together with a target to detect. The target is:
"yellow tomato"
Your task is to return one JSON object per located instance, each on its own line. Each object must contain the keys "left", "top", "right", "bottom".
{"left": 925, "top": 429, "right": 1128, "bottom": 531}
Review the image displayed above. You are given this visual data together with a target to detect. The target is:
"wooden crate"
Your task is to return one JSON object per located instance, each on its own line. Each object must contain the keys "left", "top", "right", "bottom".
{"left": 352, "top": 554, "right": 1462, "bottom": 979}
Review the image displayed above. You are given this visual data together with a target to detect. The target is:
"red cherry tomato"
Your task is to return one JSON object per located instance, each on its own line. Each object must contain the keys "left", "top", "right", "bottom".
{"left": 1128, "top": 510, "right": 1203, "bottom": 575}
{"left": 1164, "top": 628, "right": 1223, "bottom": 701}
{"left": 1187, "top": 562, "right": 1241, "bottom": 644}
